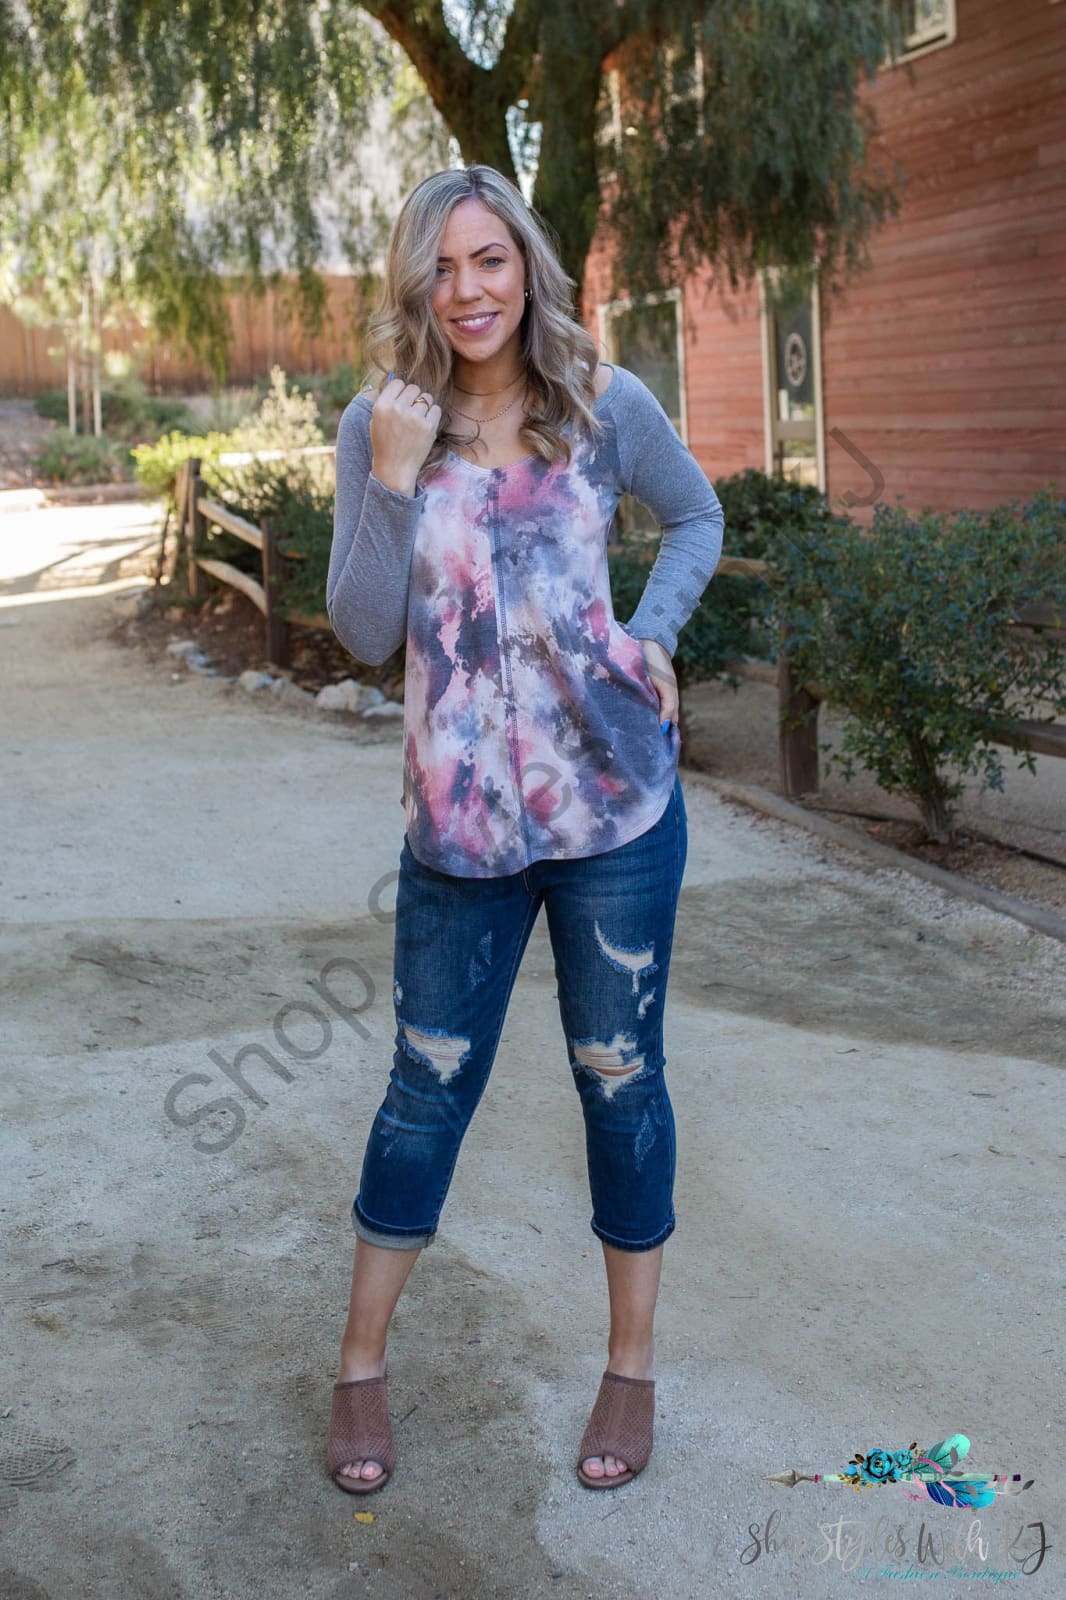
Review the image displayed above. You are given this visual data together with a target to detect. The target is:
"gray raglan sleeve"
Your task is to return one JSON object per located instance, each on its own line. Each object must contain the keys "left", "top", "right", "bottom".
{"left": 612, "top": 369, "right": 725, "bottom": 658}
{"left": 326, "top": 394, "right": 428, "bottom": 666}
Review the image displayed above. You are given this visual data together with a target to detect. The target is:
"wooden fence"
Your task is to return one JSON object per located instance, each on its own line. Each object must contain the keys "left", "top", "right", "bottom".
{"left": 175, "top": 456, "right": 330, "bottom": 670}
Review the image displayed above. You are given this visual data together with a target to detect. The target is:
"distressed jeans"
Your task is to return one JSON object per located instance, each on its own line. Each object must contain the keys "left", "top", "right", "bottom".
{"left": 352, "top": 774, "right": 688, "bottom": 1253}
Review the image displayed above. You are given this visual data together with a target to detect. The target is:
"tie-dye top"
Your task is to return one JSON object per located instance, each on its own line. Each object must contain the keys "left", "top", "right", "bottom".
{"left": 327, "top": 363, "right": 725, "bottom": 878}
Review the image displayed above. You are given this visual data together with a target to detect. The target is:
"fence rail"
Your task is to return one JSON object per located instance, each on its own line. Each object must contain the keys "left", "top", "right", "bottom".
{"left": 175, "top": 457, "right": 329, "bottom": 668}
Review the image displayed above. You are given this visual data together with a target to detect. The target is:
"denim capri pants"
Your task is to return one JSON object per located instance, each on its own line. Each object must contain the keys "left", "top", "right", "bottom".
{"left": 352, "top": 774, "right": 688, "bottom": 1253}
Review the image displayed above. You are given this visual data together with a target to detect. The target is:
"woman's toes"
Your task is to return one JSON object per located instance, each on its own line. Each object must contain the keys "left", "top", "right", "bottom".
{"left": 582, "top": 1455, "right": 606, "bottom": 1477}
{"left": 360, "top": 1461, "right": 383, "bottom": 1479}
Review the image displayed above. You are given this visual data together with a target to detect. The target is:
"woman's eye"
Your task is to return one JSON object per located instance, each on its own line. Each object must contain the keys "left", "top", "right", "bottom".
{"left": 481, "top": 257, "right": 504, "bottom": 268}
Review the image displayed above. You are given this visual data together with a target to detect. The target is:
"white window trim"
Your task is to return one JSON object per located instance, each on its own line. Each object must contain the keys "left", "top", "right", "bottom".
{"left": 758, "top": 266, "right": 826, "bottom": 493}
{"left": 597, "top": 287, "right": 688, "bottom": 445}
{"left": 881, "top": 0, "right": 957, "bottom": 67}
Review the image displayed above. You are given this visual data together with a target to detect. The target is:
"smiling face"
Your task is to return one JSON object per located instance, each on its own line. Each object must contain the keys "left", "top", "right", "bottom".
{"left": 430, "top": 197, "right": 527, "bottom": 375}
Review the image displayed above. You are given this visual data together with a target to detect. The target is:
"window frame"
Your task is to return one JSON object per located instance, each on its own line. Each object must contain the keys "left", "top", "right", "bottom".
{"left": 882, "top": 0, "right": 957, "bottom": 67}
{"left": 758, "top": 265, "right": 826, "bottom": 493}
{"left": 597, "top": 287, "right": 688, "bottom": 446}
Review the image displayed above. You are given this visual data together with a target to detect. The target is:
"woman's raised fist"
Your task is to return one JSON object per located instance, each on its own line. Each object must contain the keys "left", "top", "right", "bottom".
{"left": 369, "top": 376, "right": 442, "bottom": 497}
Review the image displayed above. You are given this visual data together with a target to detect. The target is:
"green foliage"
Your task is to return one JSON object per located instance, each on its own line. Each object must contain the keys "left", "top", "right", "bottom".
{"left": 599, "top": 1, "right": 904, "bottom": 306}
{"left": 610, "top": 467, "right": 838, "bottom": 682}
{"left": 130, "top": 430, "right": 233, "bottom": 510}
{"left": 132, "top": 367, "right": 325, "bottom": 512}
{"left": 766, "top": 485, "right": 1066, "bottom": 841}
{"left": 287, "top": 362, "right": 361, "bottom": 435}
{"left": 36, "top": 377, "right": 198, "bottom": 441}
{"left": 36, "top": 428, "right": 133, "bottom": 483}
{"left": 34, "top": 390, "right": 71, "bottom": 424}
{"left": 713, "top": 468, "right": 840, "bottom": 564}
{"left": 226, "top": 366, "right": 325, "bottom": 456}
{"left": 2, "top": 0, "right": 905, "bottom": 367}
{"left": 609, "top": 527, "right": 759, "bottom": 686}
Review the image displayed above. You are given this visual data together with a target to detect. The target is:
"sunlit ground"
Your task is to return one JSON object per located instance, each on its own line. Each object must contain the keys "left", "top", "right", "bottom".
{"left": 0, "top": 499, "right": 162, "bottom": 607}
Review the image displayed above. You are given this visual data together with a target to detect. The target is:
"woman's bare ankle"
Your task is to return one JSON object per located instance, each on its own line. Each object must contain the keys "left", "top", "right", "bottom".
{"left": 338, "top": 1339, "right": 388, "bottom": 1381}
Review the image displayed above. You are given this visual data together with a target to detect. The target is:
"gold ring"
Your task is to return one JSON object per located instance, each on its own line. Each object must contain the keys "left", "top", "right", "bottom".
{"left": 412, "top": 393, "right": 433, "bottom": 410}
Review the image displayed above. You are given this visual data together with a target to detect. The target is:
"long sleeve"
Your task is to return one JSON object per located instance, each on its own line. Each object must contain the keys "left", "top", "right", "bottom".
{"left": 326, "top": 393, "right": 428, "bottom": 666}
{"left": 612, "top": 370, "right": 725, "bottom": 658}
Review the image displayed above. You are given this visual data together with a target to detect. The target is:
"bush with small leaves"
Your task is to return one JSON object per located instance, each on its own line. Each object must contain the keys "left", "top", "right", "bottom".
{"left": 765, "top": 485, "right": 1066, "bottom": 842}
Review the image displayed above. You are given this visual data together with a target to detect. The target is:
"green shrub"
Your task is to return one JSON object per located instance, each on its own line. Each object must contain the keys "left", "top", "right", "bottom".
{"left": 283, "top": 362, "right": 360, "bottom": 437}
{"left": 766, "top": 484, "right": 1066, "bottom": 842}
{"left": 35, "top": 378, "right": 198, "bottom": 443}
{"left": 610, "top": 467, "right": 839, "bottom": 683}
{"left": 130, "top": 430, "right": 234, "bottom": 511}
{"left": 35, "top": 389, "right": 70, "bottom": 424}
{"left": 609, "top": 526, "right": 762, "bottom": 686}
{"left": 36, "top": 429, "right": 133, "bottom": 484}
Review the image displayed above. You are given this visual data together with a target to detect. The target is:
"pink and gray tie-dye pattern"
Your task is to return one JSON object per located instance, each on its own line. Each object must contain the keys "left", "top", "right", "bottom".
{"left": 403, "top": 434, "right": 681, "bottom": 877}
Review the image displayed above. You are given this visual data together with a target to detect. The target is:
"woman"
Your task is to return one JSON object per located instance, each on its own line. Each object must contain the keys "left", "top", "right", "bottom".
{"left": 325, "top": 163, "right": 724, "bottom": 1495}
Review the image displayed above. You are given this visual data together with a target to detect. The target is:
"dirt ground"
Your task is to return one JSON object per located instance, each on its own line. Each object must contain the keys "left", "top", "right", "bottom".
{"left": 2, "top": 495, "right": 1064, "bottom": 1599}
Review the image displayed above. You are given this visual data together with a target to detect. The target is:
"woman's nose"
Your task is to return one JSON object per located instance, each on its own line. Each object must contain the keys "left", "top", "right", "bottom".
{"left": 454, "top": 266, "right": 481, "bottom": 300}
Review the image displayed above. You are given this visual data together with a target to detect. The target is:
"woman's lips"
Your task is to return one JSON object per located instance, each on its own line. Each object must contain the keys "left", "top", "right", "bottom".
{"left": 451, "top": 312, "right": 499, "bottom": 337}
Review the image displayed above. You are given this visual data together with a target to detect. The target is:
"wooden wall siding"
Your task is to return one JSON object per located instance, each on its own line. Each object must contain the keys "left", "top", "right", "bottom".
{"left": 678, "top": 275, "right": 766, "bottom": 476}
{"left": 584, "top": 0, "right": 1066, "bottom": 518}
{"left": 822, "top": 0, "right": 1066, "bottom": 517}
{"left": 583, "top": 240, "right": 767, "bottom": 479}
{"left": 0, "top": 276, "right": 368, "bottom": 396}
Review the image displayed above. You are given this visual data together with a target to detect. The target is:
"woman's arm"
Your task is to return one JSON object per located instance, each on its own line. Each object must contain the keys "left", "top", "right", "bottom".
{"left": 611, "top": 369, "right": 726, "bottom": 659}
{"left": 326, "top": 394, "right": 428, "bottom": 667}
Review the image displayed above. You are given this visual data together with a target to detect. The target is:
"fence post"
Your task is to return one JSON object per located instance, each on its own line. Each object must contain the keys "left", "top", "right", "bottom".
{"left": 261, "top": 517, "right": 290, "bottom": 668}
{"left": 167, "top": 461, "right": 186, "bottom": 589}
{"left": 186, "top": 457, "right": 204, "bottom": 599}
{"left": 777, "top": 618, "right": 821, "bottom": 797}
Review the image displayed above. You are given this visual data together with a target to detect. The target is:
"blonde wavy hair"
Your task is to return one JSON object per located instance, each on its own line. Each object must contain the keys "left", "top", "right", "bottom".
{"left": 362, "top": 164, "right": 606, "bottom": 481}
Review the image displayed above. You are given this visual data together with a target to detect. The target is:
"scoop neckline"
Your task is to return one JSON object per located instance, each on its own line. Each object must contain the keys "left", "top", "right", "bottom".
{"left": 444, "top": 363, "right": 619, "bottom": 476}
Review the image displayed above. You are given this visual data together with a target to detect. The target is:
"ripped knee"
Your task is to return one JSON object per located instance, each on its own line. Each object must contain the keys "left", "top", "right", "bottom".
{"left": 398, "top": 1018, "right": 471, "bottom": 1084}
{"left": 571, "top": 1033, "right": 645, "bottom": 1098}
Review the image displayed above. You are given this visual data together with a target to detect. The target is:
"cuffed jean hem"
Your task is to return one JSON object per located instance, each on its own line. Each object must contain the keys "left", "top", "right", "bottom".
{"left": 352, "top": 1200, "right": 435, "bottom": 1251}
{"left": 590, "top": 1216, "right": 676, "bottom": 1253}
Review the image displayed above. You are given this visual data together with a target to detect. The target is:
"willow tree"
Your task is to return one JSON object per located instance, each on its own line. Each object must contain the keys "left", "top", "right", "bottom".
{"left": 1, "top": 0, "right": 915, "bottom": 367}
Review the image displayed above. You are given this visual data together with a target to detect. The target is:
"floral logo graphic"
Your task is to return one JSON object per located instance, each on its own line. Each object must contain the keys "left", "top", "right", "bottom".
{"left": 767, "top": 1433, "right": 1035, "bottom": 1511}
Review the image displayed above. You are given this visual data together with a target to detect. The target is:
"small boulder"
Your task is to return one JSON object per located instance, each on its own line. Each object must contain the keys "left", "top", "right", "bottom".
{"left": 362, "top": 700, "right": 404, "bottom": 720}
{"left": 238, "top": 669, "right": 276, "bottom": 694}
{"left": 315, "top": 679, "right": 386, "bottom": 713}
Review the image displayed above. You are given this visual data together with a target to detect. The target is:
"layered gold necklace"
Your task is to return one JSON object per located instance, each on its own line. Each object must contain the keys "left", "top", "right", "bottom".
{"left": 450, "top": 371, "right": 527, "bottom": 424}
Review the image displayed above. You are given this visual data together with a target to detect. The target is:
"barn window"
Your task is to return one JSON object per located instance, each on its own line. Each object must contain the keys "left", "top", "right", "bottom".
{"left": 885, "top": 0, "right": 956, "bottom": 64}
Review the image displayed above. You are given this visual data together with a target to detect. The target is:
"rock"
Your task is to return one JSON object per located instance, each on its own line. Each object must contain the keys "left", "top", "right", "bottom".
{"left": 167, "top": 638, "right": 214, "bottom": 672}
{"left": 271, "top": 678, "right": 312, "bottom": 706}
{"left": 361, "top": 700, "right": 404, "bottom": 720}
{"left": 315, "top": 678, "right": 359, "bottom": 711}
{"left": 314, "top": 678, "right": 385, "bottom": 713}
{"left": 238, "top": 669, "right": 276, "bottom": 694}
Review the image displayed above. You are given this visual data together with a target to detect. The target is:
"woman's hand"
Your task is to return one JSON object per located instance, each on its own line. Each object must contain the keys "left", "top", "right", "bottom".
{"left": 370, "top": 376, "right": 442, "bottom": 497}
{"left": 639, "top": 638, "right": 679, "bottom": 727}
